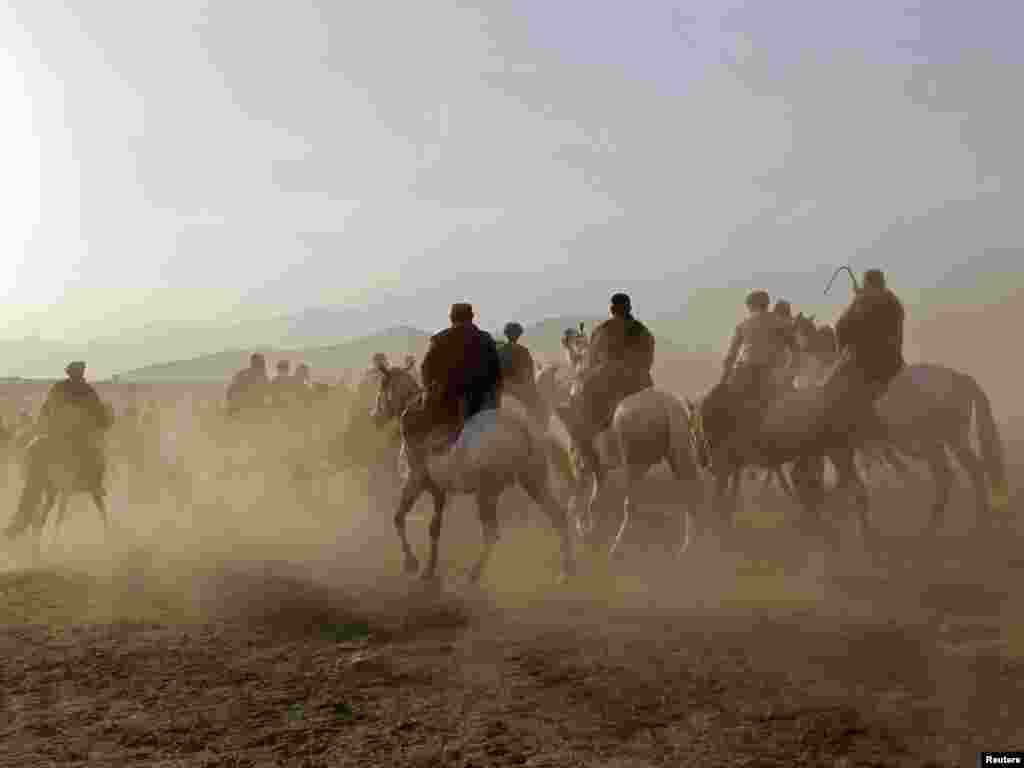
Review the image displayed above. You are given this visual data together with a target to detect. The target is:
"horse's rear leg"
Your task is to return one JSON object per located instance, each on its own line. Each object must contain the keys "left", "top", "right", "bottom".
{"left": 667, "top": 454, "right": 700, "bottom": 560}
{"left": 519, "top": 467, "right": 575, "bottom": 583}
{"left": 395, "top": 474, "right": 426, "bottom": 575}
{"left": 421, "top": 478, "right": 447, "bottom": 581}
{"left": 921, "top": 443, "right": 954, "bottom": 536}
{"left": 950, "top": 440, "right": 991, "bottom": 531}
{"left": 31, "top": 492, "right": 54, "bottom": 566}
{"left": 49, "top": 494, "right": 69, "bottom": 553}
{"left": 831, "top": 449, "right": 876, "bottom": 556}
{"left": 468, "top": 486, "right": 501, "bottom": 585}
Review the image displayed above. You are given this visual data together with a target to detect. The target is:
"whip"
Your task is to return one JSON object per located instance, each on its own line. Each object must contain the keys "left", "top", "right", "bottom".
{"left": 824, "top": 265, "right": 860, "bottom": 295}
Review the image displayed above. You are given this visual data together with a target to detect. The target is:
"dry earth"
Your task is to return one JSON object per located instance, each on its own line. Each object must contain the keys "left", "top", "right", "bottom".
{"left": 1, "top": 423, "right": 1023, "bottom": 767}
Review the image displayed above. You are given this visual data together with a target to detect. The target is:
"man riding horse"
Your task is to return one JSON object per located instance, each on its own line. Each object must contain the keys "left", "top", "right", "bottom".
{"left": 226, "top": 352, "right": 270, "bottom": 420}
{"left": 721, "top": 290, "right": 797, "bottom": 414}
{"left": 571, "top": 293, "right": 655, "bottom": 470}
{"left": 404, "top": 302, "right": 503, "bottom": 450}
{"left": 37, "top": 361, "right": 113, "bottom": 494}
{"left": 829, "top": 268, "right": 905, "bottom": 438}
{"left": 498, "top": 321, "right": 544, "bottom": 423}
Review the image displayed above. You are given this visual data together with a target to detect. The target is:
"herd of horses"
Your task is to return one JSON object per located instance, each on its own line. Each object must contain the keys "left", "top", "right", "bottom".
{"left": 357, "top": 315, "right": 1009, "bottom": 586}
{"left": 1, "top": 316, "right": 1012, "bottom": 587}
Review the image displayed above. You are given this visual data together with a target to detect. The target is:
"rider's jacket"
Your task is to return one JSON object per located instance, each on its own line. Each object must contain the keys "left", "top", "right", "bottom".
{"left": 421, "top": 322, "right": 503, "bottom": 422}
{"left": 722, "top": 310, "right": 795, "bottom": 376}
{"left": 835, "top": 289, "right": 905, "bottom": 384}
{"left": 39, "top": 378, "right": 111, "bottom": 438}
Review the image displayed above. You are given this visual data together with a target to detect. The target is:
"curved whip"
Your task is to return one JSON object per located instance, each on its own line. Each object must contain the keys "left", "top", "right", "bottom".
{"left": 824, "top": 265, "right": 860, "bottom": 295}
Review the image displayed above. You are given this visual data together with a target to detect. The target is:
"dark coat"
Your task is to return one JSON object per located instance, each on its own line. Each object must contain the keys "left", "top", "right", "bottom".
{"left": 577, "top": 314, "right": 655, "bottom": 434}
{"left": 835, "top": 289, "right": 905, "bottom": 384}
{"left": 420, "top": 322, "right": 503, "bottom": 423}
{"left": 585, "top": 314, "right": 655, "bottom": 392}
{"left": 499, "top": 341, "right": 536, "bottom": 387}
{"left": 40, "top": 378, "right": 111, "bottom": 437}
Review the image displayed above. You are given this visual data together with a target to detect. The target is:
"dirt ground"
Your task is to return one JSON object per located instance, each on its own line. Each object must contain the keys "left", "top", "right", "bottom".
{"left": 1, "top": 421, "right": 1023, "bottom": 767}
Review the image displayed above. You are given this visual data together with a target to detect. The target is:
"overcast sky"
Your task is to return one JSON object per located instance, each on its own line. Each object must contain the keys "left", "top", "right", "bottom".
{"left": 1, "top": 0, "right": 1021, "bottom": 341}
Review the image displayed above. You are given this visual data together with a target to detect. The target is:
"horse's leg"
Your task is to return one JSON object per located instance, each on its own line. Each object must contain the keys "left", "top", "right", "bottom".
{"left": 610, "top": 462, "right": 649, "bottom": 560}
{"left": 792, "top": 455, "right": 826, "bottom": 539}
{"left": 421, "top": 476, "right": 447, "bottom": 581}
{"left": 920, "top": 443, "right": 954, "bottom": 537}
{"left": 774, "top": 465, "right": 796, "bottom": 500}
{"left": 51, "top": 493, "right": 70, "bottom": 552}
{"left": 667, "top": 452, "right": 700, "bottom": 561}
{"left": 394, "top": 472, "right": 426, "bottom": 575}
{"left": 711, "top": 472, "right": 732, "bottom": 537}
{"left": 727, "top": 469, "right": 742, "bottom": 528}
{"left": 518, "top": 466, "right": 575, "bottom": 583}
{"left": 833, "top": 448, "right": 875, "bottom": 553}
{"left": 950, "top": 439, "right": 991, "bottom": 533}
{"left": 91, "top": 491, "right": 110, "bottom": 537}
{"left": 31, "top": 489, "right": 55, "bottom": 566}
{"left": 468, "top": 484, "right": 501, "bottom": 585}
{"left": 585, "top": 461, "right": 608, "bottom": 542}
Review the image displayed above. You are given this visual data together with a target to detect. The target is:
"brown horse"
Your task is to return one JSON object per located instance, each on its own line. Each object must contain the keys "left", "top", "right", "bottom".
{"left": 689, "top": 364, "right": 876, "bottom": 552}
{"left": 4, "top": 434, "right": 111, "bottom": 563}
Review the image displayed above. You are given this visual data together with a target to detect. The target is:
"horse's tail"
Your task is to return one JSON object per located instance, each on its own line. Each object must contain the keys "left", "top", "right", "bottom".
{"left": 9, "top": 437, "right": 49, "bottom": 539}
{"left": 964, "top": 372, "right": 1009, "bottom": 511}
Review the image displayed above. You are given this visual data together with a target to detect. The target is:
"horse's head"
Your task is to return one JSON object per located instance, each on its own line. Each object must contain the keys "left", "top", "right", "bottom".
{"left": 372, "top": 367, "right": 420, "bottom": 428}
{"left": 793, "top": 312, "right": 817, "bottom": 352}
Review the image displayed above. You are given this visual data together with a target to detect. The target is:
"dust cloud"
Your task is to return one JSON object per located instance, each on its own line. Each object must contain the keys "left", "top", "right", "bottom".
{"left": 0, "top": 326, "right": 1021, "bottom": 765}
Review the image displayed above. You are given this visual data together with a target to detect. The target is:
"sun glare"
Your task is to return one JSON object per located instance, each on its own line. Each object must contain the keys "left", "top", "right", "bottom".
{"left": 0, "top": 44, "right": 42, "bottom": 302}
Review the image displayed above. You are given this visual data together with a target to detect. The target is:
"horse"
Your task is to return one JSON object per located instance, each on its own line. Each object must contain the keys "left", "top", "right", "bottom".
{"left": 373, "top": 367, "right": 575, "bottom": 586}
{"left": 539, "top": 361, "right": 701, "bottom": 560}
{"left": 688, "top": 365, "right": 877, "bottom": 553}
{"left": 4, "top": 433, "right": 111, "bottom": 563}
{"left": 793, "top": 316, "right": 1009, "bottom": 533}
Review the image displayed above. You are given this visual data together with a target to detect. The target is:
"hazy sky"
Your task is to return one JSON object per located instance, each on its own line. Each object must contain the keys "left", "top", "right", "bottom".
{"left": 2, "top": 0, "right": 1021, "bottom": 341}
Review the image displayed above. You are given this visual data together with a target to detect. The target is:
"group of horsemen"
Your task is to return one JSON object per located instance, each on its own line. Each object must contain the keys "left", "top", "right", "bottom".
{"left": 8, "top": 268, "right": 904, "bottom": 505}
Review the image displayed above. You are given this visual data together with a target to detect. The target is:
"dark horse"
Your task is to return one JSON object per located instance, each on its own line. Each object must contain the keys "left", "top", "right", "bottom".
{"left": 372, "top": 367, "right": 575, "bottom": 586}
{"left": 5, "top": 434, "right": 111, "bottom": 563}
{"left": 690, "top": 362, "right": 877, "bottom": 551}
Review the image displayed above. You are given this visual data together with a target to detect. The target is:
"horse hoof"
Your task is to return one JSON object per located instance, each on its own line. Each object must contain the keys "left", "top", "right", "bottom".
{"left": 467, "top": 566, "right": 483, "bottom": 585}
{"left": 403, "top": 557, "right": 420, "bottom": 575}
{"left": 420, "top": 569, "right": 438, "bottom": 583}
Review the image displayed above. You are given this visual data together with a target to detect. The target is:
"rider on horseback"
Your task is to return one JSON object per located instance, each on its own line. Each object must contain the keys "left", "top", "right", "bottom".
{"left": 271, "top": 359, "right": 294, "bottom": 407}
{"left": 292, "top": 363, "right": 314, "bottom": 406}
{"left": 499, "top": 321, "right": 543, "bottom": 421}
{"left": 572, "top": 293, "right": 655, "bottom": 463}
{"left": 406, "top": 302, "right": 503, "bottom": 450}
{"left": 830, "top": 268, "right": 905, "bottom": 436}
{"left": 38, "top": 361, "right": 113, "bottom": 493}
{"left": 226, "top": 352, "right": 270, "bottom": 420}
{"left": 721, "top": 290, "right": 797, "bottom": 410}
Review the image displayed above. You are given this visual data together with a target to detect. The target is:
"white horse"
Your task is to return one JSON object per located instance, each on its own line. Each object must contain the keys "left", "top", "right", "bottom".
{"left": 794, "top": 319, "right": 1009, "bottom": 533}
{"left": 372, "top": 367, "right": 575, "bottom": 586}
{"left": 537, "top": 354, "right": 701, "bottom": 559}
